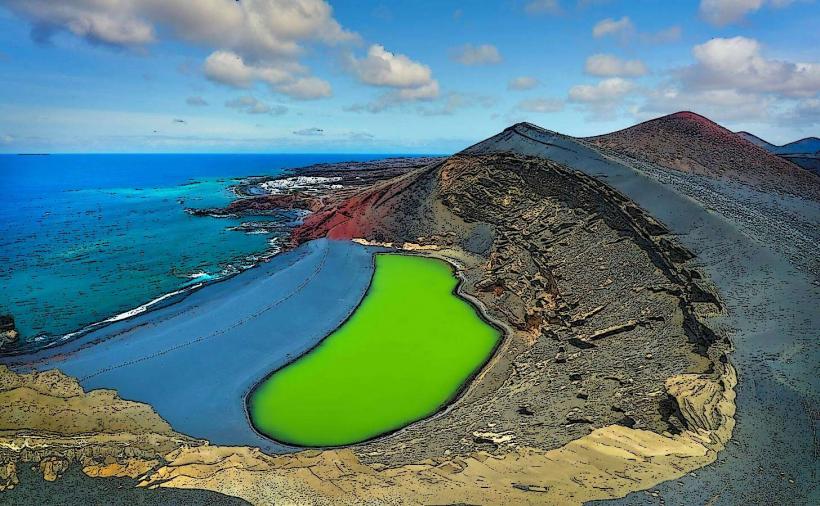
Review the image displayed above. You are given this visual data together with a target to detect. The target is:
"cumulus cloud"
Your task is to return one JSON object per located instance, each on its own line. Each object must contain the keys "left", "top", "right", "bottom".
{"left": 0, "top": 0, "right": 154, "bottom": 47}
{"left": 516, "top": 98, "right": 565, "bottom": 113}
{"left": 585, "top": 54, "right": 648, "bottom": 77}
{"left": 347, "top": 44, "right": 434, "bottom": 88}
{"left": 569, "top": 77, "right": 636, "bottom": 102}
{"left": 524, "top": 0, "right": 562, "bottom": 15}
{"left": 698, "top": 0, "right": 795, "bottom": 26}
{"left": 2, "top": 0, "right": 357, "bottom": 53}
{"left": 591, "top": 16, "right": 679, "bottom": 45}
{"left": 628, "top": 36, "right": 819, "bottom": 127}
{"left": 186, "top": 96, "right": 208, "bottom": 106}
{"left": 567, "top": 77, "right": 636, "bottom": 120}
{"left": 293, "top": 127, "right": 324, "bottom": 136}
{"left": 592, "top": 16, "right": 634, "bottom": 40}
{"left": 508, "top": 76, "right": 540, "bottom": 90}
{"left": 450, "top": 44, "right": 502, "bottom": 66}
{"left": 2, "top": 0, "right": 357, "bottom": 99}
{"left": 203, "top": 50, "right": 330, "bottom": 99}
{"left": 225, "top": 96, "right": 288, "bottom": 115}
{"left": 344, "top": 44, "right": 440, "bottom": 111}
{"left": 682, "top": 36, "right": 820, "bottom": 97}
{"left": 277, "top": 77, "right": 333, "bottom": 100}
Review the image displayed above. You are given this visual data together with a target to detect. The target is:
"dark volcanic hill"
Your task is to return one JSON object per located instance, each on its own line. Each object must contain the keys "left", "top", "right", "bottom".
{"left": 737, "top": 131, "right": 820, "bottom": 175}
{"left": 586, "top": 111, "right": 820, "bottom": 198}
{"left": 292, "top": 130, "right": 731, "bottom": 465}
{"left": 736, "top": 131, "right": 775, "bottom": 150}
{"left": 772, "top": 137, "right": 820, "bottom": 156}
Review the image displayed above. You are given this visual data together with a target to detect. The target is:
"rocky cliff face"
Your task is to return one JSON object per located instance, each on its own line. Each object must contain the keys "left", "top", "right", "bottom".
{"left": 0, "top": 366, "right": 201, "bottom": 488}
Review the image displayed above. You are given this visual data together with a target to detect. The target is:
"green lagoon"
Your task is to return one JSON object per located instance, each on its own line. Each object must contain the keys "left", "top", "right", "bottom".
{"left": 248, "top": 254, "right": 501, "bottom": 447}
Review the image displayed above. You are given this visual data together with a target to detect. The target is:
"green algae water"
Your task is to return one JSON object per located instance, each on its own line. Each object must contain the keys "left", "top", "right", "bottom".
{"left": 248, "top": 254, "right": 501, "bottom": 447}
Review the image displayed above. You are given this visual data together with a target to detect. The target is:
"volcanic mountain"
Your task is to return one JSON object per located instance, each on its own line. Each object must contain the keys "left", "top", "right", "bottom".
{"left": 737, "top": 131, "right": 820, "bottom": 175}
{"left": 586, "top": 111, "right": 820, "bottom": 198}
{"left": 290, "top": 114, "right": 732, "bottom": 475}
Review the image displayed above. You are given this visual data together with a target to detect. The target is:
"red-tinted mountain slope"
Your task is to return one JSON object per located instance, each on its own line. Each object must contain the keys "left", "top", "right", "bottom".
{"left": 586, "top": 111, "right": 820, "bottom": 199}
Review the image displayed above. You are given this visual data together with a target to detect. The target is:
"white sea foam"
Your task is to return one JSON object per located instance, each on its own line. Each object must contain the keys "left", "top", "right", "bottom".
{"left": 102, "top": 286, "right": 199, "bottom": 324}
{"left": 49, "top": 241, "right": 286, "bottom": 348}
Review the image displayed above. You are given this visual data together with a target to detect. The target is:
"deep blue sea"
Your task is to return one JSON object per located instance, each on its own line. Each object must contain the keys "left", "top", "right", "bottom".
{"left": 0, "top": 153, "right": 394, "bottom": 351}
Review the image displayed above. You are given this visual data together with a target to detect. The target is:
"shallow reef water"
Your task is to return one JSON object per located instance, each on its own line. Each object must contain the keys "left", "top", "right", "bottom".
{"left": 0, "top": 153, "right": 385, "bottom": 350}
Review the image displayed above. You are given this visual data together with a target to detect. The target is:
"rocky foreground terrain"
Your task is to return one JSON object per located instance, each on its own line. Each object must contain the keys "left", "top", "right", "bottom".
{"left": 0, "top": 118, "right": 743, "bottom": 504}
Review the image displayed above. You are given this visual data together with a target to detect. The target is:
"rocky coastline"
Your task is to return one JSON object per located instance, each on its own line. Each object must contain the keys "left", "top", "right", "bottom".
{"left": 0, "top": 316, "right": 18, "bottom": 353}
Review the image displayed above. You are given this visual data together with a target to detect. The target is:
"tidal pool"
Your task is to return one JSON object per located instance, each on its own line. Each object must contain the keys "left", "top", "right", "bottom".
{"left": 248, "top": 253, "right": 501, "bottom": 447}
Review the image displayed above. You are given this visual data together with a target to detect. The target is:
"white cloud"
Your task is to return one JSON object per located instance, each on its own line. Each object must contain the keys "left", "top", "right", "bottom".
{"left": 627, "top": 35, "right": 819, "bottom": 128}
{"left": 569, "top": 77, "right": 636, "bottom": 102}
{"left": 225, "top": 96, "right": 287, "bottom": 115}
{"left": 2, "top": 0, "right": 359, "bottom": 99}
{"left": 516, "top": 98, "right": 565, "bottom": 113}
{"left": 451, "top": 44, "right": 503, "bottom": 66}
{"left": 204, "top": 51, "right": 289, "bottom": 88}
{"left": 684, "top": 37, "right": 820, "bottom": 97}
{"left": 524, "top": 0, "right": 562, "bottom": 15}
{"left": 3, "top": 0, "right": 357, "bottom": 54}
{"left": 393, "top": 81, "right": 441, "bottom": 100}
{"left": 348, "top": 44, "right": 435, "bottom": 88}
{"left": 0, "top": 0, "right": 154, "bottom": 46}
{"left": 592, "top": 16, "right": 634, "bottom": 39}
{"left": 508, "top": 76, "right": 540, "bottom": 90}
{"left": 277, "top": 77, "right": 332, "bottom": 100}
{"left": 585, "top": 54, "right": 648, "bottom": 77}
{"left": 698, "top": 0, "right": 794, "bottom": 26}
{"left": 203, "top": 50, "right": 329, "bottom": 100}
{"left": 344, "top": 44, "right": 440, "bottom": 111}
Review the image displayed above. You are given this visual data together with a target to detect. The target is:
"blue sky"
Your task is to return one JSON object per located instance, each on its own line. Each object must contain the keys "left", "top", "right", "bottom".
{"left": 0, "top": 0, "right": 817, "bottom": 153}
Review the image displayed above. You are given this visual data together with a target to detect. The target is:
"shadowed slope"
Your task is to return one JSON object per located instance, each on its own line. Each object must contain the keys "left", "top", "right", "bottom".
{"left": 737, "top": 131, "right": 820, "bottom": 175}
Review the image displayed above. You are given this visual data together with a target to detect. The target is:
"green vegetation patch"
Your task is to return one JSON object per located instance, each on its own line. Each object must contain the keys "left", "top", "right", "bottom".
{"left": 248, "top": 253, "right": 501, "bottom": 447}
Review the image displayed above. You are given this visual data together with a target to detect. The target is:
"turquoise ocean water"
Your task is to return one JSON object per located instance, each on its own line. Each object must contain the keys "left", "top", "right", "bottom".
{"left": 0, "top": 154, "right": 389, "bottom": 352}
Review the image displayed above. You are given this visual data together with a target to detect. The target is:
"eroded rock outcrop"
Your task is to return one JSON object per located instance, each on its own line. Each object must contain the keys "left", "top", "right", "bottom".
{"left": 0, "top": 316, "right": 18, "bottom": 352}
{"left": 138, "top": 366, "right": 736, "bottom": 505}
{"left": 0, "top": 366, "right": 202, "bottom": 486}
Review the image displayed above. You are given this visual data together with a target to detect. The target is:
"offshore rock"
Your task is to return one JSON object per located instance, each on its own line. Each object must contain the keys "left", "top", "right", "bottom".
{"left": 0, "top": 315, "right": 18, "bottom": 351}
